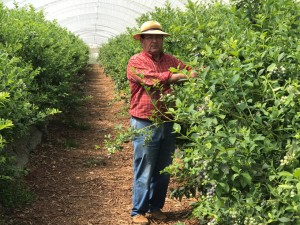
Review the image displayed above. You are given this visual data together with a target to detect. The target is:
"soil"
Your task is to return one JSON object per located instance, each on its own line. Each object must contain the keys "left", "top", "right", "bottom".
{"left": 3, "top": 64, "right": 199, "bottom": 225}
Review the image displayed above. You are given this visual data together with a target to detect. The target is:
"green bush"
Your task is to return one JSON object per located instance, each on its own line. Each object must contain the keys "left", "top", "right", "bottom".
{"left": 0, "top": 50, "right": 41, "bottom": 138}
{"left": 0, "top": 2, "right": 90, "bottom": 143}
{"left": 0, "top": 3, "right": 89, "bottom": 208}
{"left": 99, "top": 0, "right": 300, "bottom": 224}
{"left": 0, "top": 51, "right": 42, "bottom": 190}
{"left": 0, "top": 3, "right": 89, "bottom": 112}
{"left": 163, "top": 1, "right": 300, "bottom": 224}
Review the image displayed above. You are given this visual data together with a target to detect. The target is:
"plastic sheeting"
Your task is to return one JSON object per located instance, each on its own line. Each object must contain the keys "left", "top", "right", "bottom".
{"left": 1, "top": 0, "right": 190, "bottom": 48}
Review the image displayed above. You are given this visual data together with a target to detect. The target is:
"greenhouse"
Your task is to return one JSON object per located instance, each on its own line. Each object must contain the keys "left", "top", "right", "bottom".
{"left": 0, "top": 0, "right": 299, "bottom": 224}
{"left": 1, "top": 0, "right": 192, "bottom": 48}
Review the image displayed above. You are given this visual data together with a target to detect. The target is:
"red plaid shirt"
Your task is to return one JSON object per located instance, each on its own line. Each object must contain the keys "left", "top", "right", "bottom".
{"left": 127, "top": 50, "right": 188, "bottom": 120}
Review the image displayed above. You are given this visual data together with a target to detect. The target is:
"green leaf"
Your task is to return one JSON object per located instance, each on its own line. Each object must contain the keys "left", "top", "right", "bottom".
{"left": 253, "top": 134, "right": 265, "bottom": 141}
{"left": 230, "top": 74, "right": 240, "bottom": 84}
{"left": 218, "top": 114, "right": 226, "bottom": 119}
{"left": 278, "top": 184, "right": 293, "bottom": 189}
{"left": 216, "top": 131, "right": 227, "bottom": 137}
{"left": 0, "top": 92, "right": 10, "bottom": 101}
{"left": 169, "top": 67, "right": 179, "bottom": 73}
{"left": 227, "top": 120, "right": 238, "bottom": 126}
{"left": 173, "top": 123, "right": 181, "bottom": 133}
{"left": 258, "top": 69, "right": 265, "bottom": 76}
{"left": 278, "top": 171, "right": 293, "bottom": 177}
{"left": 175, "top": 98, "right": 182, "bottom": 107}
{"left": 218, "top": 182, "right": 230, "bottom": 193}
{"left": 278, "top": 217, "right": 291, "bottom": 222}
{"left": 229, "top": 50, "right": 239, "bottom": 57}
{"left": 267, "top": 63, "right": 276, "bottom": 72}
{"left": 244, "top": 81, "right": 253, "bottom": 87}
{"left": 278, "top": 52, "right": 285, "bottom": 62}
{"left": 215, "top": 125, "right": 223, "bottom": 132}
{"left": 232, "top": 173, "right": 239, "bottom": 181}
{"left": 205, "top": 45, "right": 212, "bottom": 55}
{"left": 188, "top": 104, "right": 195, "bottom": 112}
{"left": 237, "top": 102, "right": 247, "bottom": 111}
{"left": 0, "top": 119, "right": 13, "bottom": 130}
{"left": 293, "top": 168, "right": 300, "bottom": 178}
{"left": 228, "top": 136, "right": 236, "bottom": 144}
{"left": 232, "top": 166, "right": 240, "bottom": 173}
{"left": 206, "top": 142, "right": 212, "bottom": 149}
{"left": 296, "top": 182, "right": 300, "bottom": 194}
{"left": 241, "top": 172, "right": 252, "bottom": 186}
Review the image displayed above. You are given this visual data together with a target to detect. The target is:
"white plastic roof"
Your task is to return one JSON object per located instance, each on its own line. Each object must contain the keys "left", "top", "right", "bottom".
{"left": 1, "top": 0, "right": 191, "bottom": 48}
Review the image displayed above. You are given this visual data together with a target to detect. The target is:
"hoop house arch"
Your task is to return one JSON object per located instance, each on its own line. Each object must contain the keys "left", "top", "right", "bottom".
{"left": 1, "top": 0, "right": 189, "bottom": 48}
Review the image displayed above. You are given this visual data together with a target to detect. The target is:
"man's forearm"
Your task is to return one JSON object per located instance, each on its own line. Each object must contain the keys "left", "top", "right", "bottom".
{"left": 167, "top": 73, "right": 187, "bottom": 83}
{"left": 167, "top": 70, "right": 198, "bottom": 84}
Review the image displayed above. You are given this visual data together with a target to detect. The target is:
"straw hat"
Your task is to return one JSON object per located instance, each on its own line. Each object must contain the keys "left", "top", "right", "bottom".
{"left": 133, "top": 21, "right": 170, "bottom": 40}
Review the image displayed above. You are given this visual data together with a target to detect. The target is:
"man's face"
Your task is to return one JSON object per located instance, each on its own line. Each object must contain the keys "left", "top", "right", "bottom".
{"left": 140, "top": 34, "right": 164, "bottom": 55}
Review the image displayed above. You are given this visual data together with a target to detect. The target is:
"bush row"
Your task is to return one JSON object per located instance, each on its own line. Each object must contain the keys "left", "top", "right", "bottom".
{"left": 98, "top": 0, "right": 300, "bottom": 224}
{"left": 0, "top": 3, "right": 89, "bottom": 207}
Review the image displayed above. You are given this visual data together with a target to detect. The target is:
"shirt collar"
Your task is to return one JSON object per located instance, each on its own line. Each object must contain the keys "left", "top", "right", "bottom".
{"left": 142, "top": 50, "right": 165, "bottom": 62}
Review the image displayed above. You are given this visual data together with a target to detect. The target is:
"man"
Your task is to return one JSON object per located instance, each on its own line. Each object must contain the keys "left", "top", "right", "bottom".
{"left": 127, "top": 20, "right": 197, "bottom": 225}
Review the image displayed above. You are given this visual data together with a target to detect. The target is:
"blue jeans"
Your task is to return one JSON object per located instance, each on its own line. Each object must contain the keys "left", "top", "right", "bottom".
{"left": 130, "top": 117, "right": 176, "bottom": 216}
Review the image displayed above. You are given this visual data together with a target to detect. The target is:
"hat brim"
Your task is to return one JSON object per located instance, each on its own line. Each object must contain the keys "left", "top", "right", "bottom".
{"left": 133, "top": 30, "right": 170, "bottom": 40}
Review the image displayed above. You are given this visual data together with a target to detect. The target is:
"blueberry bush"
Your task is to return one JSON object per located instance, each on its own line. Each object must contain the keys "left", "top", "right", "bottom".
{"left": 0, "top": 3, "right": 89, "bottom": 207}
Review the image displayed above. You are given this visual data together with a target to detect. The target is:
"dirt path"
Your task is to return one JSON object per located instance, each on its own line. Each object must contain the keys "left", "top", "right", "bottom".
{"left": 5, "top": 64, "right": 198, "bottom": 225}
